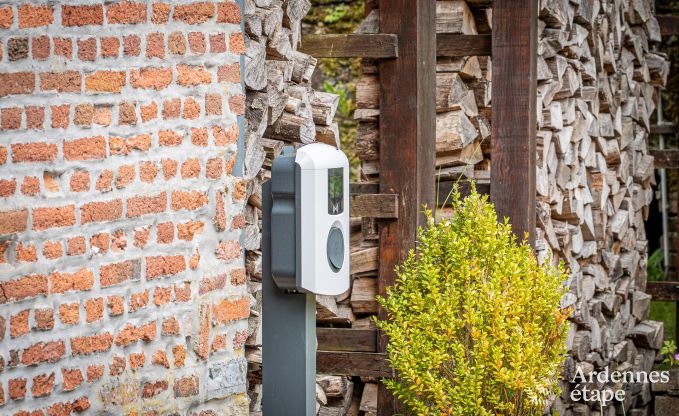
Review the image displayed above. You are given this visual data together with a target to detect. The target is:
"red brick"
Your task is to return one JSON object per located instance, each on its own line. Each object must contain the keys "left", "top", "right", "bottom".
{"left": 9, "top": 378, "right": 27, "bottom": 400}
{"left": 142, "top": 380, "right": 168, "bottom": 398}
{"left": 129, "top": 290, "right": 150, "bottom": 312}
{"left": 0, "top": 6, "right": 12, "bottom": 28}
{"left": 83, "top": 298, "right": 104, "bottom": 323}
{"left": 107, "top": 295, "right": 125, "bottom": 316}
{"left": 72, "top": 396, "right": 90, "bottom": 412}
{"left": 93, "top": 106, "right": 113, "bottom": 126}
{"left": 134, "top": 226, "right": 151, "bottom": 248}
{"left": 86, "top": 365, "right": 104, "bottom": 383}
{"left": 62, "top": 5, "right": 103, "bottom": 27}
{"left": 63, "top": 135, "right": 107, "bottom": 160}
{"left": 199, "top": 274, "right": 226, "bottom": 295}
{"left": 19, "top": 4, "right": 53, "bottom": 28}
{"left": 8, "top": 37, "right": 28, "bottom": 61}
{"left": 31, "top": 372, "right": 55, "bottom": 398}
{"left": 115, "top": 321, "right": 156, "bottom": 347}
{"left": 21, "top": 340, "right": 65, "bottom": 365}
{"left": 0, "top": 209, "right": 28, "bottom": 234}
{"left": 107, "top": 1, "right": 147, "bottom": 24}
{"left": 90, "top": 232, "right": 109, "bottom": 253}
{"left": 153, "top": 286, "right": 172, "bottom": 306}
{"left": 0, "top": 241, "right": 7, "bottom": 263}
{"left": 159, "top": 130, "right": 184, "bottom": 146}
{"left": 25, "top": 106, "right": 44, "bottom": 129}
{"left": 169, "top": 31, "right": 186, "bottom": 54}
{"left": 100, "top": 259, "right": 141, "bottom": 287}
{"left": 212, "top": 334, "right": 228, "bottom": 353}
{"left": 111, "top": 229, "right": 127, "bottom": 252}
{"left": 0, "top": 72, "right": 35, "bottom": 97}
{"left": 141, "top": 102, "right": 158, "bottom": 122}
{"left": 229, "top": 94, "right": 245, "bottom": 115}
{"left": 174, "top": 375, "right": 199, "bottom": 397}
{"left": 234, "top": 179, "right": 247, "bottom": 200}
{"left": 177, "top": 64, "right": 211, "bottom": 86}
{"left": 177, "top": 220, "right": 204, "bottom": 241}
{"left": 77, "top": 37, "right": 96, "bottom": 61}
{"left": 171, "top": 190, "right": 208, "bottom": 211}
{"left": 95, "top": 170, "right": 113, "bottom": 192}
{"left": 152, "top": 3, "right": 170, "bottom": 23}
{"left": 146, "top": 255, "right": 186, "bottom": 279}
{"left": 61, "top": 368, "right": 83, "bottom": 392}
{"left": 174, "top": 282, "right": 191, "bottom": 302}
{"left": 127, "top": 192, "right": 167, "bottom": 217}
{"left": 162, "top": 159, "right": 178, "bottom": 179}
{"left": 74, "top": 103, "right": 93, "bottom": 126}
{"left": 152, "top": 350, "right": 169, "bottom": 368}
{"left": 59, "top": 303, "right": 80, "bottom": 325}
{"left": 85, "top": 71, "right": 126, "bottom": 93}
{"left": 16, "top": 242, "right": 37, "bottom": 263}
{"left": 230, "top": 268, "right": 247, "bottom": 285}
{"left": 118, "top": 101, "right": 137, "bottom": 125}
{"left": 34, "top": 308, "right": 54, "bottom": 331}
{"left": 0, "top": 145, "right": 6, "bottom": 164}
{"left": 124, "top": 34, "right": 141, "bottom": 56}
{"left": 66, "top": 236, "right": 86, "bottom": 256}
{"left": 0, "top": 178, "right": 16, "bottom": 197}
{"left": 100, "top": 37, "right": 120, "bottom": 58}
{"left": 230, "top": 32, "right": 245, "bottom": 54}
{"left": 174, "top": 3, "right": 215, "bottom": 24}
{"left": 181, "top": 158, "right": 201, "bottom": 178}
{"left": 10, "top": 310, "right": 29, "bottom": 338}
{"left": 116, "top": 164, "right": 135, "bottom": 188}
{"left": 213, "top": 297, "right": 249, "bottom": 324}
{"left": 188, "top": 32, "right": 206, "bottom": 54}
{"left": 218, "top": 63, "right": 240, "bottom": 83}
{"left": 70, "top": 333, "right": 113, "bottom": 356}
{"left": 129, "top": 352, "right": 145, "bottom": 370}
{"left": 32, "top": 205, "right": 76, "bottom": 230}
{"left": 69, "top": 171, "right": 90, "bottom": 192}
{"left": 173, "top": 344, "right": 186, "bottom": 367}
{"left": 130, "top": 67, "right": 172, "bottom": 90}
{"left": 109, "top": 134, "right": 151, "bottom": 155}
{"left": 205, "top": 94, "right": 222, "bottom": 115}
{"left": 191, "top": 127, "right": 209, "bottom": 146}
{"left": 157, "top": 221, "right": 174, "bottom": 244}
{"left": 162, "top": 98, "right": 181, "bottom": 119}
{"left": 43, "top": 241, "right": 63, "bottom": 259}
{"left": 183, "top": 97, "right": 201, "bottom": 119}
{"left": 31, "top": 36, "right": 50, "bottom": 60}
{"left": 50, "top": 268, "right": 94, "bottom": 294}
{"left": 43, "top": 172, "right": 60, "bottom": 193}
{"left": 206, "top": 158, "right": 222, "bottom": 179}
{"left": 140, "top": 161, "right": 159, "bottom": 183}
{"left": 216, "top": 240, "right": 241, "bottom": 262}
{"left": 13, "top": 142, "right": 57, "bottom": 164}
{"left": 146, "top": 32, "right": 165, "bottom": 58}
{"left": 217, "top": 1, "right": 241, "bottom": 24}
{"left": 51, "top": 104, "right": 70, "bottom": 128}
{"left": 190, "top": 249, "right": 201, "bottom": 269}
{"left": 54, "top": 37, "right": 72, "bottom": 59}
{"left": 40, "top": 71, "right": 81, "bottom": 93}
{"left": 213, "top": 124, "right": 238, "bottom": 145}
{"left": 209, "top": 33, "right": 227, "bottom": 53}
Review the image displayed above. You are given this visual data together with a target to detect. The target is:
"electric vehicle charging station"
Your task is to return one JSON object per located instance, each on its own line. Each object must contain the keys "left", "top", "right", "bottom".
{"left": 262, "top": 143, "right": 350, "bottom": 415}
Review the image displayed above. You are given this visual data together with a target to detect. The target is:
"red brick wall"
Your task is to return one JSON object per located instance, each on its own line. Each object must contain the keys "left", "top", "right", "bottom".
{"left": 0, "top": 2, "right": 249, "bottom": 414}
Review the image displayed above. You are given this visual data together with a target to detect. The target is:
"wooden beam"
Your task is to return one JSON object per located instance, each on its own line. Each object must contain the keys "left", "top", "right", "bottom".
{"left": 491, "top": 0, "right": 538, "bottom": 246}
{"left": 650, "top": 149, "right": 679, "bottom": 169}
{"left": 317, "top": 328, "right": 378, "bottom": 352}
{"left": 316, "top": 351, "right": 392, "bottom": 377}
{"left": 658, "top": 15, "right": 679, "bottom": 37}
{"left": 437, "top": 34, "right": 492, "bottom": 57}
{"left": 300, "top": 34, "right": 398, "bottom": 58}
{"left": 378, "top": 0, "right": 436, "bottom": 414}
{"left": 350, "top": 194, "right": 398, "bottom": 218}
{"left": 350, "top": 182, "right": 379, "bottom": 194}
{"left": 646, "top": 282, "right": 679, "bottom": 302}
{"left": 650, "top": 124, "right": 677, "bottom": 135}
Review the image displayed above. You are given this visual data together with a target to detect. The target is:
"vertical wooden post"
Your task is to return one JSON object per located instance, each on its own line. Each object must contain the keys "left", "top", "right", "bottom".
{"left": 491, "top": 0, "right": 538, "bottom": 246}
{"left": 378, "top": 0, "right": 436, "bottom": 414}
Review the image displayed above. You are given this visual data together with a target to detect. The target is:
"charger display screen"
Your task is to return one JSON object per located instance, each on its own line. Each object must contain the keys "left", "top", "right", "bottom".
{"left": 328, "top": 168, "right": 344, "bottom": 215}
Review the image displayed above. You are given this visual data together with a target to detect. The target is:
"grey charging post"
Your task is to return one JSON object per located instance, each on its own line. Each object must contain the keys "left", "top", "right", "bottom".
{"left": 262, "top": 144, "right": 350, "bottom": 415}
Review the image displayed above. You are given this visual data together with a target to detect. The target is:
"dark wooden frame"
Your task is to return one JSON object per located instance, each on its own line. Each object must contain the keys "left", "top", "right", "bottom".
{"left": 491, "top": 0, "right": 539, "bottom": 246}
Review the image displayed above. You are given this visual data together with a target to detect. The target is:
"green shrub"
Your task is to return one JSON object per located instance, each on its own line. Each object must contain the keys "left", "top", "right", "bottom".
{"left": 375, "top": 187, "right": 571, "bottom": 415}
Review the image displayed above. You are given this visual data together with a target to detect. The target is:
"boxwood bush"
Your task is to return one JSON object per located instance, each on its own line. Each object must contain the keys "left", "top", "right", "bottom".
{"left": 376, "top": 187, "right": 571, "bottom": 415}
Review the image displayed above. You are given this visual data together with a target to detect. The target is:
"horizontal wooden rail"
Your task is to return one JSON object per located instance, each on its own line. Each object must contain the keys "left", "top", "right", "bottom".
{"left": 317, "top": 328, "right": 378, "bottom": 352}
{"left": 650, "top": 123, "right": 676, "bottom": 135}
{"left": 350, "top": 182, "right": 379, "bottom": 194}
{"left": 647, "top": 281, "right": 679, "bottom": 302}
{"left": 300, "top": 34, "right": 398, "bottom": 58}
{"left": 658, "top": 15, "right": 679, "bottom": 37}
{"left": 650, "top": 149, "right": 679, "bottom": 169}
{"left": 437, "top": 34, "right": 492, "bottom": 57}
{"left": 350, "top": 194, "right": 398, "bottom": 218}
{"left": 316, "top": 351, "right": 393, "bottom": 377}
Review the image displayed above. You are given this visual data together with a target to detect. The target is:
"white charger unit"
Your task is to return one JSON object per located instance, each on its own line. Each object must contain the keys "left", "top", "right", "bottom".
{"left": 270, "top": 143, "right": 350, "bottom": 296}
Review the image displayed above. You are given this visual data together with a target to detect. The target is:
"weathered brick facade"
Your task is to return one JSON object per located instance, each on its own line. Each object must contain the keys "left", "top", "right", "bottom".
{"left": 0, "top": 1, "right": 249, "bottom": 414}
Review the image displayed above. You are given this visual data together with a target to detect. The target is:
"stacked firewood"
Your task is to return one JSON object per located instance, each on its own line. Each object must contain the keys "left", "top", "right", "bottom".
{"left": 241, "top": 0, "right": 342, "bottom": 412}
{"left": 355, "top": 0, "right": 492, "bottom": 189}
{"left": 535, "top": 0, "right": 669, "bottom": 414}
